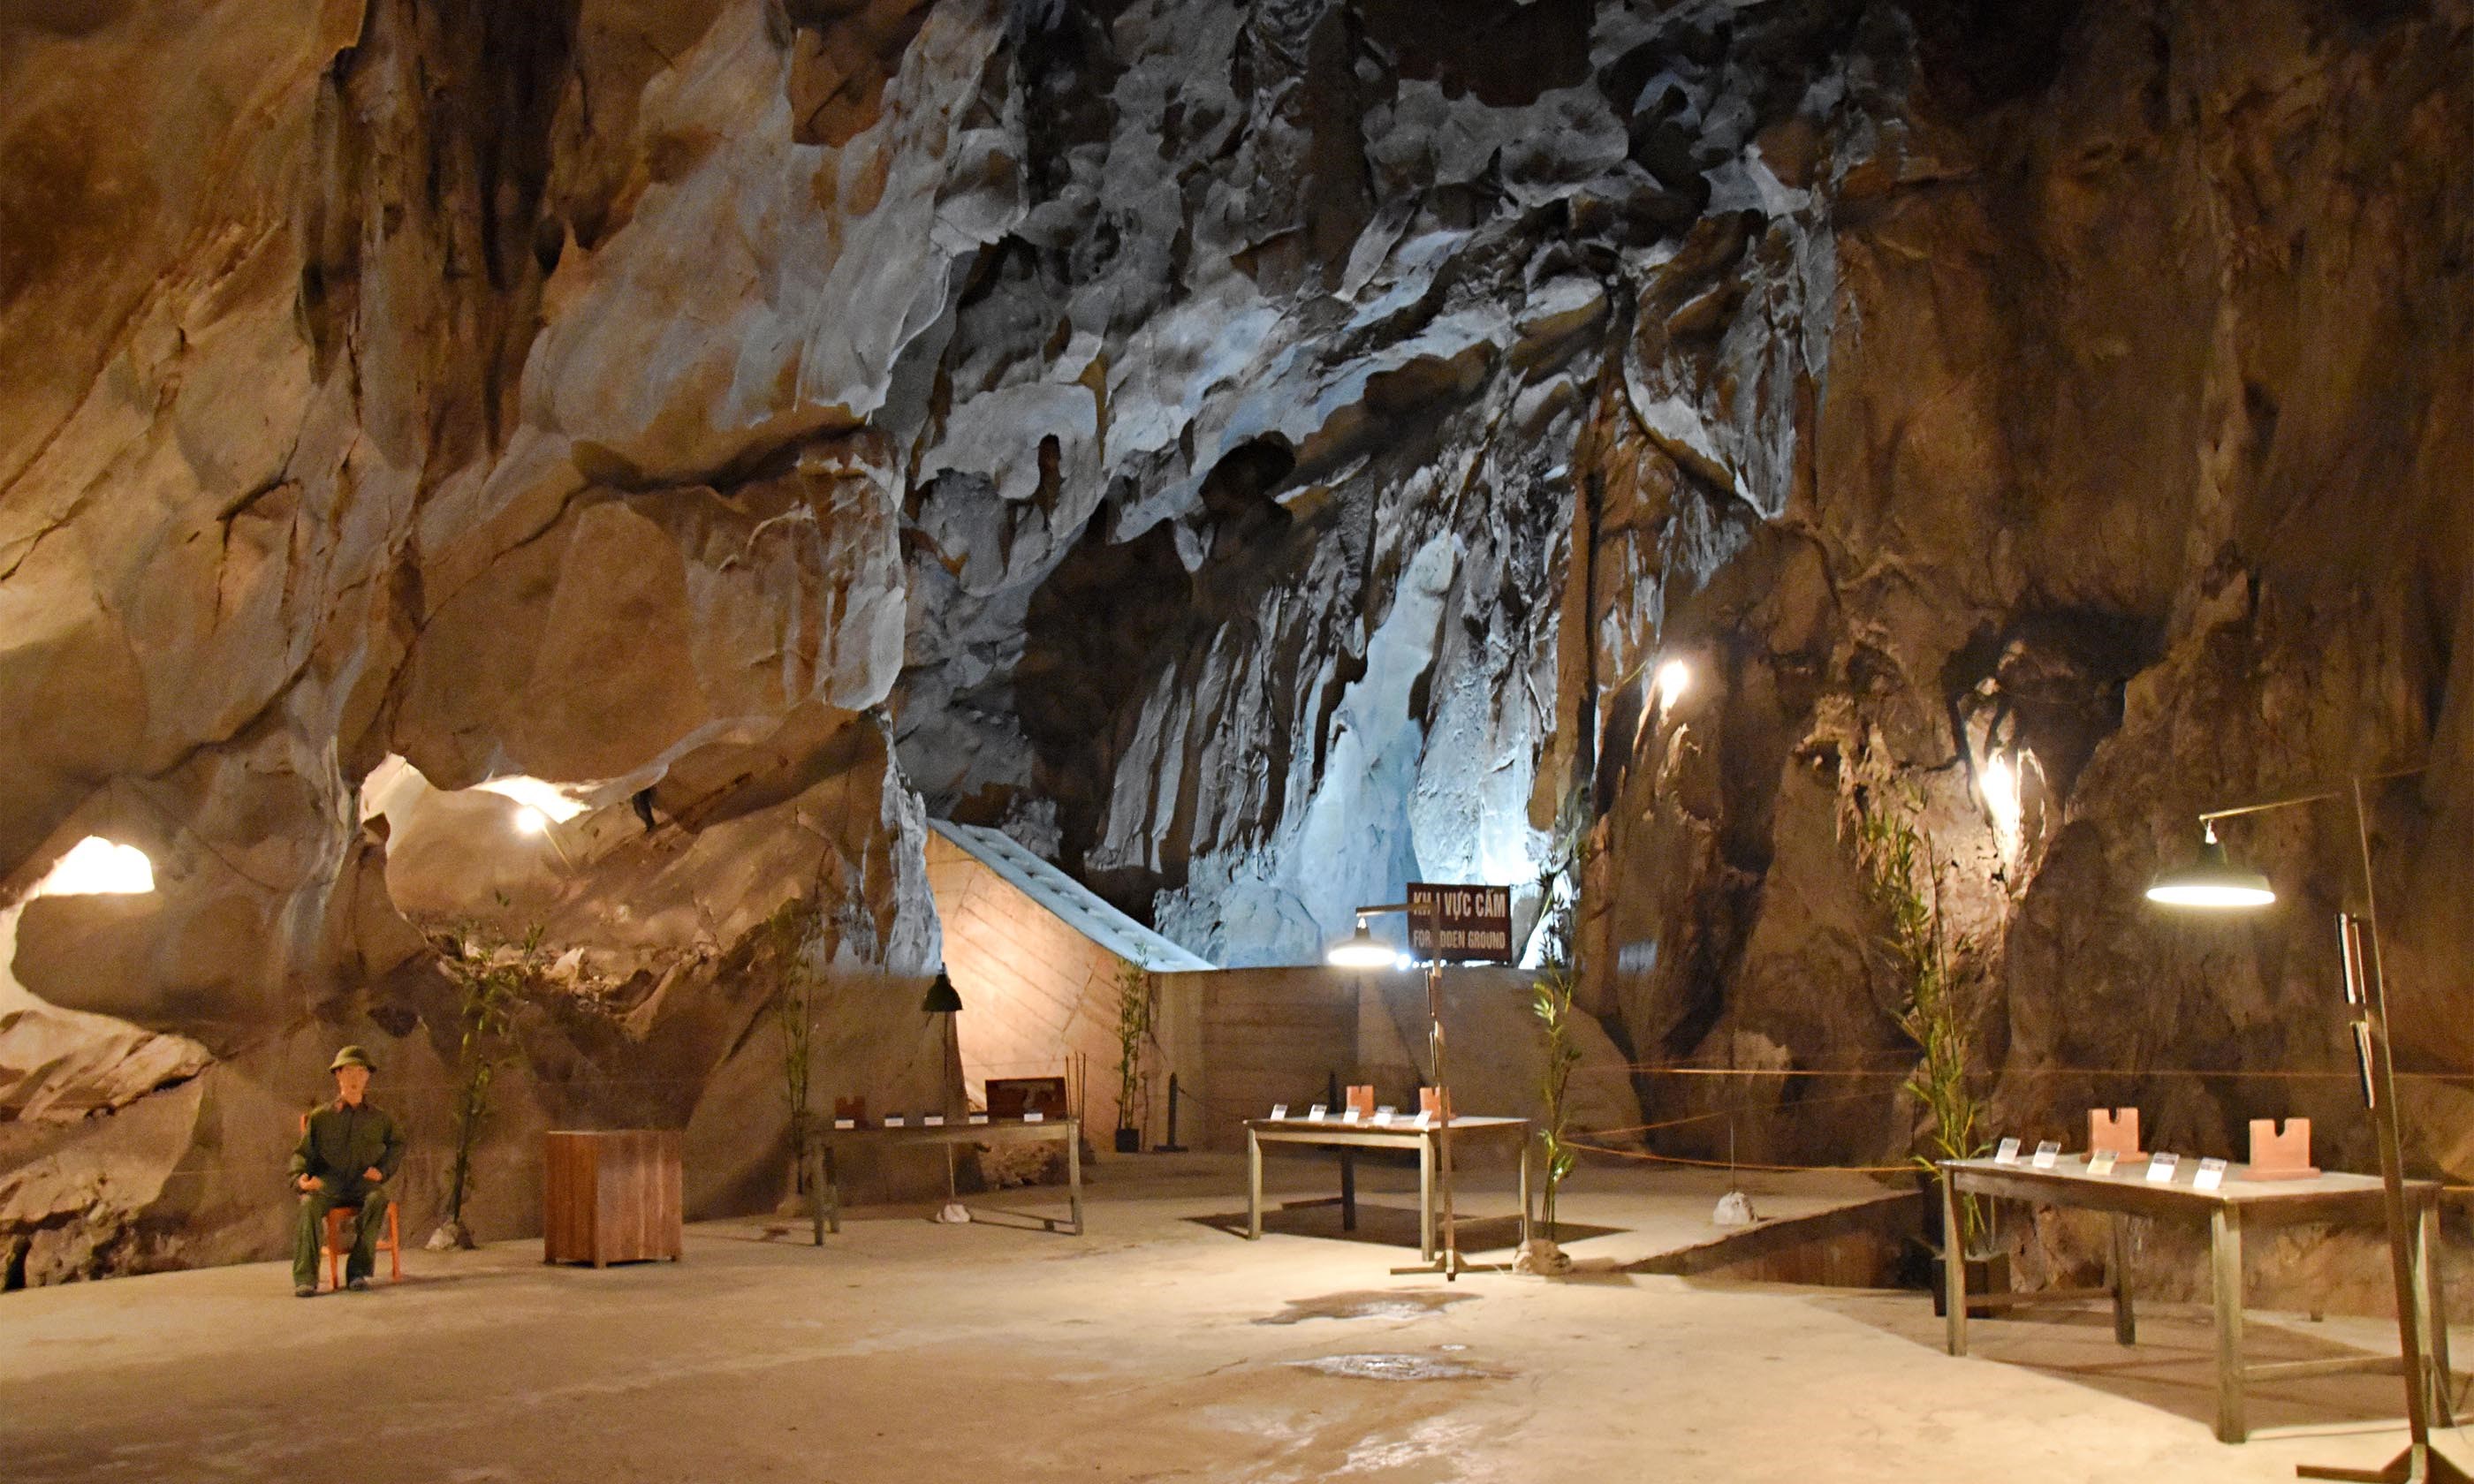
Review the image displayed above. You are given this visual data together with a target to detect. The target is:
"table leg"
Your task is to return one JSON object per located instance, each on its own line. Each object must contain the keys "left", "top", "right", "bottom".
{"left": 1942, "top": 1174, "right": 1966, "bottom": 1358}
{"left": 1419, "top": 1134, "right": 1437, "bottom": 1263}
{"left": 826, "top": 1146, "right": 842, "bottom": 1237}
{"left": 2420, "top": 1198, "right": 2455, "bottom": 1426}
{"left": 1340, "top": 1151, "right": 1357, "bottom": 1232}
{"left": 809, "top": 1143, "right": 824, "bottom": 1247}
{"left": 1066, "top": 1126, "right": 1084, "bottom": 1236}
{"left": 2211, "top": 1205, "right": 2247, "bottom": 1444}
{"left": 945, "top": 1143, "right": 957, "bottom": 1203}
{"left": 1247, "top": 1127, "right": 1263, "bottom": 1241}
{"left": 2110, "top": 1213, "right": 2136, "bottom": 1346}
{"left": 1519, "top": 1134, "right": 1533, "bottom": 1247}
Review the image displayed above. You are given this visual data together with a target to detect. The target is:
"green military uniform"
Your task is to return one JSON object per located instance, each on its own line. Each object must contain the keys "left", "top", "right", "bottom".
{"left": 290, "top": 1078, "right": 406, "bottom": 1290}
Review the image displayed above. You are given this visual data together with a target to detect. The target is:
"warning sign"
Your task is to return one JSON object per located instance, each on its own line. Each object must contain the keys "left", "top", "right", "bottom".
{"left": 1406, "top": 882, "right": 1514, "bottom": 964}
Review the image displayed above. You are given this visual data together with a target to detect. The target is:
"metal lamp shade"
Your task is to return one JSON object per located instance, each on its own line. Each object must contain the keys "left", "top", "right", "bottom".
{"left": 2146, "top": 836, "right": 2276, "bottom": 909}
{"left": 1325, "top": 919, "right": 1394, "bottom": 969}
{"left": 921, "top": 970, "right": 963, "bottom": 1013}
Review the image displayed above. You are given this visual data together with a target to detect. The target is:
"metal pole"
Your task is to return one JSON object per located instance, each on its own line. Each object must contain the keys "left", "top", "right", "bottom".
{"left": 2296, "top": 776, "right": 2464, "bottom": 1484}
{"left": 1431, "top": 956, "right": 1460, "bottom": 1280}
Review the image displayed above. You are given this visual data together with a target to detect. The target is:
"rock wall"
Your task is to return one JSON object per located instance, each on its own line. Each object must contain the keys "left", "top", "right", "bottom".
{"left": 1577, "top": 0, "right": 2474, "bottom": 1208}
{"left": 4, "top": 0, "right": 2470, "bottom": 1284}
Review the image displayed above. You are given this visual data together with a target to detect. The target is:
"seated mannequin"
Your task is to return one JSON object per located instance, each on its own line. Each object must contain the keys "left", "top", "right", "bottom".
{"left": 290, "top": 1045, "right": 406, "bottom": 1297}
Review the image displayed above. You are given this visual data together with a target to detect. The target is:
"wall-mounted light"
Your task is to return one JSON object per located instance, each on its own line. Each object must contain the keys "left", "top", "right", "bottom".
{"left": 1653, "top": 658, "right": 1691, "bottom": 712}
{"left": 30, "top": 837, "right": 156, "bottom": 898}
{"left": 1981, "top": 752, "right": 2025, "bottom": 853}
{"left": 474, "top": 776, "right": 588, "bottom": 827}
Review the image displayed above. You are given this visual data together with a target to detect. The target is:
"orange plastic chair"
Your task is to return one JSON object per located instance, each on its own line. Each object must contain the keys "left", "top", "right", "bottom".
{"left": 298, "top": 1109, "right": 402, "bottom": 1288}
{"left": 323, "top": 1201, "right": 402, "bottom": 1289}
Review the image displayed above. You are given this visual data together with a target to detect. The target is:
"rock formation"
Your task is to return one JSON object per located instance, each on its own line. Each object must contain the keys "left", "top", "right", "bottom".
{"left": 2, "top": 0, "right": 2469, "bottom": 1291}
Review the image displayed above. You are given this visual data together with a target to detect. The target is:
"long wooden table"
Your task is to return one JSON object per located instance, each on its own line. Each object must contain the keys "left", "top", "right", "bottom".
{"left": 804, "top": 1118, "right": 1083, "bottom": 1245}
{"left": 1939, "top": 1155, "right": 2454, "bottom": 1442}
{"left": 1245, "top": 1115, "right": 1531, "bottom": 1261}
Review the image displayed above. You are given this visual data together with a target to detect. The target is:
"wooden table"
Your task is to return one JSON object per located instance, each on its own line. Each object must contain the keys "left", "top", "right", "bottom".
{"left": 543, "top": 1130, "right": 683, "bottom": 1267}
{"left": 804, "top": 1118, "right": 1083, "bottom": 1245}
{"left": 1245, "top": 1116, "right": 1531, "bottom": 1261}
{"left": 1939, "top": 1155, "right": 2454, "bottom": 1442}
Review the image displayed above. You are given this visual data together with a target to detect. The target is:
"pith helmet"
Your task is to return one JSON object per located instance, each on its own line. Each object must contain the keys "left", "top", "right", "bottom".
{"left": 329, "top": 1045, "right": 376, "bottom": 1073}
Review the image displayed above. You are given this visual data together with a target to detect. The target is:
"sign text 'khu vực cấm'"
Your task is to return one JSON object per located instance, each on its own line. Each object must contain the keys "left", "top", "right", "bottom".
{"left": 1405, "top": 882, "right": 1514, "bottom": 963}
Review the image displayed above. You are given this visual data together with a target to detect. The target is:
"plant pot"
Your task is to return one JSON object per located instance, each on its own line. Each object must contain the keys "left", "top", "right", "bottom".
{"left": 1930, "top": 1251, "right": 2012, "bottom": 1318}
{"left": 1113, "top": 1127, "right": 1140, "bottom": 1154}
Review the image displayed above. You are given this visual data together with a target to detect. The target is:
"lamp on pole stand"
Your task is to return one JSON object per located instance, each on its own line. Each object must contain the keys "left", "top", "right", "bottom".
{"left": 2147, "top": 768, "right": 2466, "bottom": 1484}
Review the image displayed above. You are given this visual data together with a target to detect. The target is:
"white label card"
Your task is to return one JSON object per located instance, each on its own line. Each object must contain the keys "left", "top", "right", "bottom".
{"left": 1307, "top": 1104, "right": 1328, "bottom": 1122}
{"left": 1993, "top": 1138, "right": 2022, "bottom": 1165}
{"left": 884, "top": 1116, "right": 906, "bottom": 1127}
{"left": 2086, "top": 1149, "right": 2120, "bottom": 1177}
{"left": 2194, "top": 1157, "right": 2227, "bottom": 1192}
{"left": 1341, "top": 1109, "right": 1362, "bottom": 1124}
{"left": 1412, "top": 1111, "right": 1433, "bottom": 1128}
{"left": 1270, "top": 1104, "right": 1289, "bottom": 1121}
{"left": 1023, "top": 1111, "right": 1045, "bottom": 1123}
{"left": 2031, "top": 1140, "right": 2061, "bottom": 1170}
{"left": 923, "top": 1115, "right": 945, "bottom": 1126}
{"left": 968, "top": 1114, "right": 989, "bottom": 1124}
{"left": 2145, "top": 1153, "right": 2180, "bottom": 1184}
{"left": 833, "top": 1118, "right": 856, "bottom": 1131}
{"left": 1371, "top": 1110, "right": 1394, "bottom": 1126}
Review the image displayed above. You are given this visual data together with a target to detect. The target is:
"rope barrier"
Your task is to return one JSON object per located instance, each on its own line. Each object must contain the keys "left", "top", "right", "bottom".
{"left": 1563, "top": 1140, "right": 1916, "bottom": 1176}
{"left": 1622, "top": 1064, "right": 2474, "bottom": 1085}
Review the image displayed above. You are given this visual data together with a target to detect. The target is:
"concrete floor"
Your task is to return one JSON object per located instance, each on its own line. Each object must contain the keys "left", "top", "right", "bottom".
{"left": 5, "top": 1157, "right": 2469, "bottom": 1483}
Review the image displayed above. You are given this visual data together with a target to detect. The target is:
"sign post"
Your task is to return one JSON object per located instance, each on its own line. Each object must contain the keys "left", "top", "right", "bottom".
{"left": 1397, "top": 882, "right": 1514, "bottom": 1279}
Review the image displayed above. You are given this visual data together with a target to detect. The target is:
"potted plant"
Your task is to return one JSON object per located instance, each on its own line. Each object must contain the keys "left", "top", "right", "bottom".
{"left": 757, "top": 898, "right": 824, "bottom": 1212}
{"left": 1850, "top": 791, "right": 2002, "bottom": 1312}
{"left": 429, "top": 920, "right": 545, "bottom": 1251}
{"left": 1112, "top": 958, "right": 1151, "bottom": 1154}
{"left": 1520, "top": 791, "right": 1590, "bottom": 1276}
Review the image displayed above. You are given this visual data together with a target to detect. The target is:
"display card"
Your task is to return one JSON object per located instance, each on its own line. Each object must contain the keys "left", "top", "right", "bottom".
{"left": 1411, "top": 1109, "right": 1433, "bottom": 1128}
{"left": 1993, "top": 1137, "right": 2022, "bottom": 1165}
{"left": 968, "top": 1113, "right": 990, "bottom": 1124}
{"left": 923, "top": 1115, "right": 945, "bottom": 1126}
{"left": 2086, "top": 1149, "right": 2120, "bottom": 1177}
{"left": 1307, "top": 1104, "right": 1328, "bottom": 1122}
{"left": 1370, "top": 1109, "right": 1394, "bottom": 1126}
{"left": 2194, "top": 1156, "right": 2228, "bottom": 1192}
{"left": 2031, "top": 1140, "right": 2061, "bottom": 1170}
{"left": 2145, "top": 1152, "right": 2180, "bottom": 1183}
{"left": 1340, "top": 1107, "right": 1362, "bottom": 1124}
{"left": 833, "top": 1118, "right": 856, "bottom": 1130}
{"left": 1023, "top": 1111, "right": 1044, "bottom": 1123}
{"left": 1270, "top": 1103, "right": 1289, "bottom": 1120}
{"left": 884, "top": 1115, "right": 906, "bottom": 1127}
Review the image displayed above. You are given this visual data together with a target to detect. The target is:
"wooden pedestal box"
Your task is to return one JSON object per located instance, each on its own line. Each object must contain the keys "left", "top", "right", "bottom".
{"left": 543, "top": 1130, "right": 684, "bottom": 1267}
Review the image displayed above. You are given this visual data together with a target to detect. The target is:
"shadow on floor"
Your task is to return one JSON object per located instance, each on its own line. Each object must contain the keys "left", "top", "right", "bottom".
{"left": 1808, "top": 1287, "right": 2471, "bottom": 1439}
{"left": 1187, "top": 1200, "right": 1621, "bottom": 1254}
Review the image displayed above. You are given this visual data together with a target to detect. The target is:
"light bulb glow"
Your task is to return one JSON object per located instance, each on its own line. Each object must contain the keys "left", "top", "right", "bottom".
{"left": 2146, "top": 822, "right": 2276, "bottom": 910}
{"left": 1982, "top": 753, "right": 2023, "bottom": 849}
{"left": 1654, "top": 659, "right": 1691, "bottom": 711}
{"left": 2145, "top": 881, "right": 2278, "bottom": 909}
{"left": 474, "top": 776, "right": 589, "bottom": 824}
{"left": 1326, "top": 918, "right": 1397, "bottom": 969}
{"left": 31, "top": 837, "right": 156, "bottom": 897}
{"left": 515, "top": 806, "right": 549, "bottom": 835}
